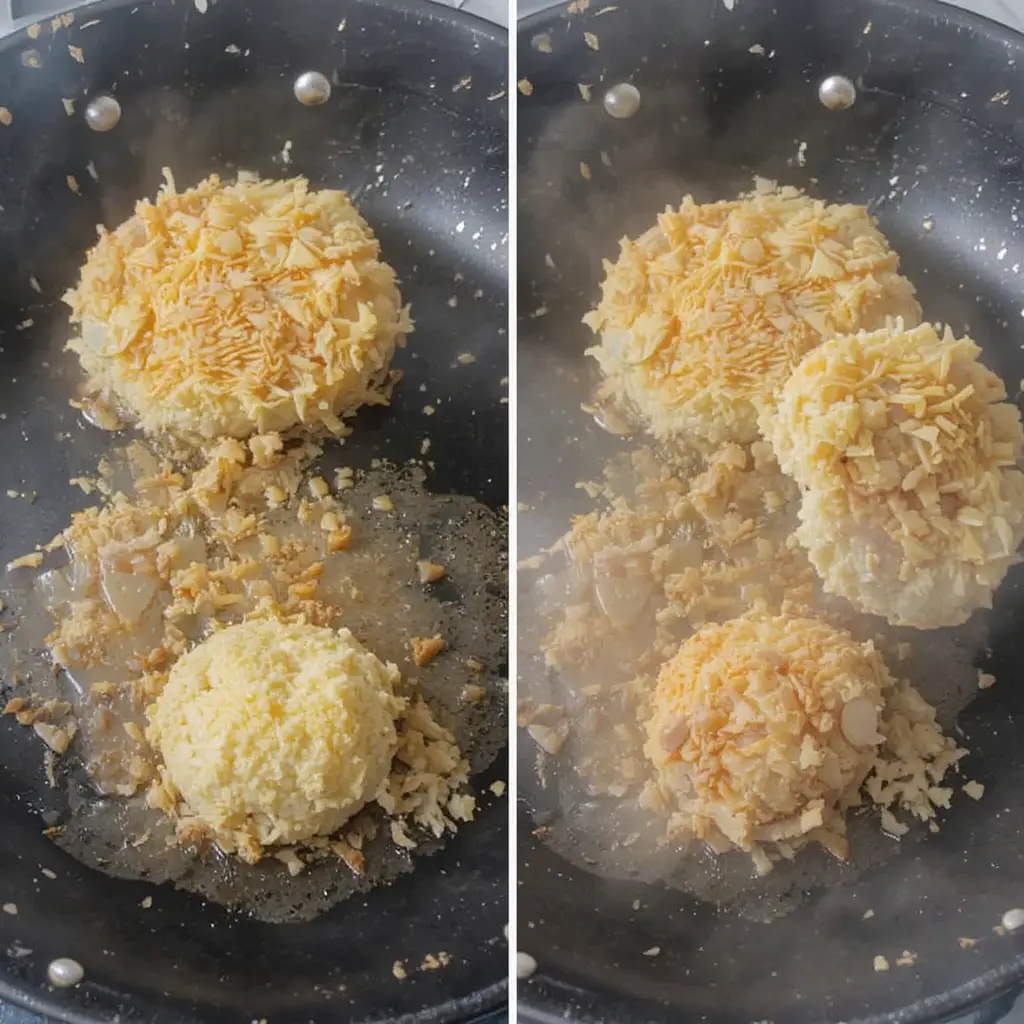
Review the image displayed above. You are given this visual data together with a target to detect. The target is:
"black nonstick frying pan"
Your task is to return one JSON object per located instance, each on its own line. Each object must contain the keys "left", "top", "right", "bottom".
{"left": 518, "top": 0, "right": 1024, "bottom": 1021}
{"left": 0, "top": 0, "right": 508, "bottom": 1022}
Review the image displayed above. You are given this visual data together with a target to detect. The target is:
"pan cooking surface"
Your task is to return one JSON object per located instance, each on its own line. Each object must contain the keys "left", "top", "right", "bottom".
{"left": 518, "top": 1, "right": 1024, "bottom": 1021}
{"left": 0, "top": 0, "right": 507, "bottom": 1022}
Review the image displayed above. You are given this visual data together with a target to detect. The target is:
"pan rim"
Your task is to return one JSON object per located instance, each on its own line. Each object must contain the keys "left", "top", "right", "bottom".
{"left": 0, "top": 0, "right": 508, "bottom": 1023}
{"left": 515, "top": 0, "right": 1024, "bottom": 1022}
{"left": 0, "top": 0, "right": 509, "bottom": 47}
{"left": 0, "top": 976, "right": 509, "bottom": 1024}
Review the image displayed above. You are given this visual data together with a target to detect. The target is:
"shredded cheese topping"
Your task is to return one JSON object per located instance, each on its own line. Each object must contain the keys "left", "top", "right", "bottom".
{"left": 65, "top": 169, "right": 412, "bottom": 441}
{"left": 584, "top": 180, "right": 920, "bottom": 446}
{"left": 762, "top": 321, "right": 1024, "bottom": 627}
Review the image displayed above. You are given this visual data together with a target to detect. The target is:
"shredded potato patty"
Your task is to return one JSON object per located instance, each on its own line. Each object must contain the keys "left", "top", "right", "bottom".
{"left": 762, "top": 321, "right": 1024, "bottom": 627}
{"left": 147, "top": 619, "right": 402, "bottom": 848}
{"left": 644, "top": 613, "right": 887, "bottom": 856}
{"left": 585, "top": 181, "right": 920, "bottom": 446}
{"left": 65, "top": 170, "right": 411, "bottom": 441}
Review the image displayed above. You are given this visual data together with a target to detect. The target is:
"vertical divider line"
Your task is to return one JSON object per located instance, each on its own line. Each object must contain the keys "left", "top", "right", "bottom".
{"left": 506, "top": 0, "right": 519, "bottom": 1017}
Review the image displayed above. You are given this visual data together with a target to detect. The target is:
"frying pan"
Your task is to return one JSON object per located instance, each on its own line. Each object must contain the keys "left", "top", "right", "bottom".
{"left": 517, "top": 0, "right": 1024, "bottom": 1021}
{"left": 0, "top": 0, "right": 508, "bottom": 1021}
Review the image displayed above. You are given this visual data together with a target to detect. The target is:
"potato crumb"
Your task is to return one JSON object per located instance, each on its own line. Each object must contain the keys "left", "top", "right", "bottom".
{"left": 327, "top": 526, "right": 353, "bottom": 552}
{"left": 578, "top": 83, "right": 592, "bottom": 101}
{"left": 580, "top": 161, "right": 592, "bottom": 181}
{"left": 274, "top": 848, "right": 306, "bottom": 877}
{"left": 963, "top": 780, "right": 985, "bottom": 800}
{"left": 390, "top": 819, "right": 417, "bottom": 850}
{"left": 417, "top": 560, "right": 446, "bottom": 584}
{"left": 69, "top": 476, "right": 96, "bottom": 494}
{"left": 895, "top": 950, "right": 917, "bottom": 967}
{"left": 419, "top": 952, "right": 451, "bottom": 971}
{"left": 958, "top": 937, "right": 979, "bottom": 949}
{"left": 517, "top": 78, "right": 534, "bottom": 96}
{"left": 68, "top": 45, "right": 84, "bottom": 63}
{"left": 978, "top": 671, "right": 996, "bottom": 690}
{"left": 392, "top": 960, "right": 407, "bottom": 980}
{"left": 874, "top": 955, "right": 890, "bottom": 972}
{"left": 0, "top": 107, "right": 12, "bottom": 126}
{"left": 410, "top": 634, "right": 445, "bottom": 668}
{"left": 372, "top": 495, "right": 394, "bottom": 512}
{"left": 863, "top": 909, "right": 875, "bottom": 919}
{"left": 248, "top": 433, "right": 283, "bottom": 468}
{"left": 462, "top": 683, "right": 486, "bottom": 703}
{"left": 8, "top": 551, "right": 43, "bottom": 570}
{"left": 141, "top": 896, "right": 153, "bottom": 908}
{"left": 584, "top": 31, "right": 600, "bottom": 50}
{"left": 308, "top": 476, "right": 329, "bottom": 499}
{"left": 489, "top": 780, "right": 506, "bottom": 797}
{"left": 643, "top": 946, "right": 661, "bottom": 957}
{"left": 2, "top": 903, "right": 17, "bottom": 915}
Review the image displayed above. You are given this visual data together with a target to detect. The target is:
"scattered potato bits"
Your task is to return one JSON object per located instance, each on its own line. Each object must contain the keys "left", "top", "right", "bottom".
{"left": 641, "top": 611, "right": 966, "bottom": 872}
{"left": 147, "top": 619, "right": 402, "bottom": 848}
{"left": 643, "top": 613, "right": 888, "bottom": 862}
{"left": 65, "top": 169, "right": 412, "bottom": 441}
{"left": 584, "top": 180, "right": 920, "bottom": 446}
{"left": 763, "top": 321, "right": 1024, "bottom": 628}
{"left": 32, "top": 438, "right": 479, "bottom": 868}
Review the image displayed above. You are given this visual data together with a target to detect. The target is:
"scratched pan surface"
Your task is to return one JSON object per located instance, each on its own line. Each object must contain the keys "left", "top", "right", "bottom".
{"left": 518, "top": 0, "right": 1024, "bottom": 1021}
{"left": 0, "top": 0, "right": 508, "bottom": 1022}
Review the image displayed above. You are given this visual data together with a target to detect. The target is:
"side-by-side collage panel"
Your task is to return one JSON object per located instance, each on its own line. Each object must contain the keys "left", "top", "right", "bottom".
{"left": 516, "top": 0, "right": 1024, "bottom": 1022}
{"left": 0, "top": 2, "right": 507, "bottom": 1024}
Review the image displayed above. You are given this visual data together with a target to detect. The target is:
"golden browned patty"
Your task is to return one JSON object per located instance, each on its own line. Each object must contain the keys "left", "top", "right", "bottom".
{"left": 585, "top": 181, "right": 920, "bottom": 447}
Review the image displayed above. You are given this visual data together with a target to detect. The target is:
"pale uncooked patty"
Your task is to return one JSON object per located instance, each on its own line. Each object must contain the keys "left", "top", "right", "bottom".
{"left": 146, "top": 618, "right": 402, "bottom": 847}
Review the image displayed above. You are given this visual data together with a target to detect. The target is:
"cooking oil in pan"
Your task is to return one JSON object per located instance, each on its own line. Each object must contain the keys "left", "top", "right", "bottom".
{"left": 2, "top": 446, "right": 507, "bottom": 923}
